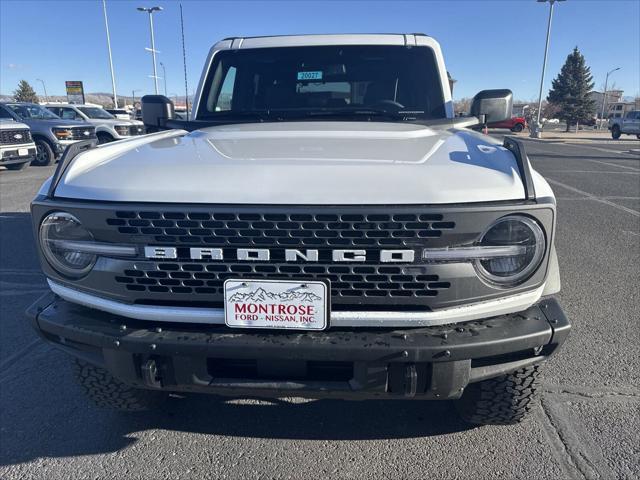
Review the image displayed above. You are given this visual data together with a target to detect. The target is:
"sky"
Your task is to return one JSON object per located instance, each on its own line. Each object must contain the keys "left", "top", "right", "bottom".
{"left": 1, "top": 0, "right": 639, "bottom": 102}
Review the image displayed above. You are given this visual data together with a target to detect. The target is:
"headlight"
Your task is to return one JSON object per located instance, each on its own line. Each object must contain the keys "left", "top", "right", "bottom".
{"left": 114, "top": 125, "right": 130, "bottom": 136}
{"left": 52, "top": 128, "right": 72, "bottom": 139}
{"left": 475, "top": 215, "right": 545, "bottom": 286}
{"left": 39, "top": 212, "right": 96, "bottom": 278}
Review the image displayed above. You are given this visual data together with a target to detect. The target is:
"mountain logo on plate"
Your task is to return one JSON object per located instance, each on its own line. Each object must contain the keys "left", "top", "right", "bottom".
{"left": 229, "top": 287, "right": 321, "bottom": 304}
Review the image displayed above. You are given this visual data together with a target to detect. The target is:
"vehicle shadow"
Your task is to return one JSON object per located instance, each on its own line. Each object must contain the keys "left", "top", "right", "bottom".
{"left": 0, "top": 384, "right": 476, "bottom": 467}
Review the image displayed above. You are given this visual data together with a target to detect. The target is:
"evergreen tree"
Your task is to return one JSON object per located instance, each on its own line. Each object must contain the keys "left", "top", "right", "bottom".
{"left": 547, "top": 47, "right": 595, "bottom": 131}
{"left": 13, "top": 80, "right": 39, "bottom": 103}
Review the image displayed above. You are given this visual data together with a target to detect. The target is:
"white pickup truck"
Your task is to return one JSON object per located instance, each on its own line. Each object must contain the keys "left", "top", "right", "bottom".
{"left": 28, "top": 34, "right": 569, "bottom": 426}
{"left": 609, "top": 110, "right": 640, "bottom": 139}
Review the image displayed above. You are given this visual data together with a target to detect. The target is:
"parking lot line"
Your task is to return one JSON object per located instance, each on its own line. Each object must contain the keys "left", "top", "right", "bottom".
{"left": 521, "top": 139, "right": 640, "bottom": 172}
{"left": 545, "top": 178, "right": 640, "bottom": 217}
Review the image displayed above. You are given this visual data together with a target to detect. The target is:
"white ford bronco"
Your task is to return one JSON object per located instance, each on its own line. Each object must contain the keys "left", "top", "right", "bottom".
{"left": 28, "top": 34, "right": 569, "bottom": 425}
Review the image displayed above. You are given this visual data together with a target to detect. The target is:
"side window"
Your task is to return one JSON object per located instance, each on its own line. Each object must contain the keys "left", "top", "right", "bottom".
{"left": 0, "top": 106, "right": 13, "bottom": 119}
{"left": 215, "top": 66, "right": 236, "bottom": 111}
{"left": 60, "top": 108, "right": 79, "bottom": 120}
{"left": 47, "top": 107, "right": 61, "bottom": 117}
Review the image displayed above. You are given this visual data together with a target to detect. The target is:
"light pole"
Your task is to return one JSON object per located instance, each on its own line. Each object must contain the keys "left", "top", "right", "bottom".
{"left": 160, "top": 62, "right": 168, "bottom": 96}
{"left": 137, "top": 6, "right": 163, "bottom": 94}
{"left": 131, "top": 89, "right": 141, "bottom": 111}
{"left": 532, "top": 0, "right": 565, "bottom": 137}
{"left": 102, "top": 0, "right": 118, "bottom": 108}
{"left": 36, "top": 78, "right": 48, "bottom": 102}
{"left": 599, "top": 67, "right": 620, "bottom": 130}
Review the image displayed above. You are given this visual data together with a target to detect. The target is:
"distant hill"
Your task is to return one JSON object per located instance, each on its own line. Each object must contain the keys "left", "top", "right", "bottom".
{"left": 0, "top": 92, "right": 192, "bottom": 108}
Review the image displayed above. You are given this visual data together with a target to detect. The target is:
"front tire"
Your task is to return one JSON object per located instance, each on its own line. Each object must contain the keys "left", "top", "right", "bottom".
{"left": 73, "top": 359, "right": 167, "bottom": 411}
{"left": 455, "top": 365, "right": 541, "bottom": 425}
{"left": 5, "top": 161, "right": 29, "bottom": 171}
{"left": 32, "top": 139, "right": 55, "bottom": 166}
{"left": 511, "top": 123, "right": 524, "bottom": 133}
{"left": 611, "top": 125, "right": 621, "bottom": 139}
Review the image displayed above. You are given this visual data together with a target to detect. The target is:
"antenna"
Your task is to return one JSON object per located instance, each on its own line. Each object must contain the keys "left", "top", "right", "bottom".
{"left": 180, "top": 4, "right": 190, "bottom": 117}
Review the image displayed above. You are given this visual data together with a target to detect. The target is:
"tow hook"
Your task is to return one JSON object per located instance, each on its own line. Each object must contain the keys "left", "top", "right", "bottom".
{"left": 404, "top": 364, "right": 418, "bottom": 397}
{"left": 141, "top": 359, "right": 162, "bottom": 388}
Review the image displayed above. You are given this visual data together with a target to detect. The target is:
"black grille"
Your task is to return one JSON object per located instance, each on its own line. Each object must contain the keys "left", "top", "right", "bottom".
{"left": 103, "top": 209, "right": 457, "bottom": 308}
{"left": 115, "top": 261, "right": 450, "bottom": 308}
{"left": 129, "top": 125, "right": 145, "bottom": 136}
{"left": 69, "top": 127, "right": 96, "bottom": 140}
{"left": 107, "top": 211, "right": 455, "bottom": 248}
{"left": 0, "top": 128, "right": 31, "bottom": 145}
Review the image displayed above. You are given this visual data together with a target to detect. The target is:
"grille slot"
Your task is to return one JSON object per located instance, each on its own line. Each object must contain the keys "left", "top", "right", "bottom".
{"left": 0, "top": 129, "right": 31, "bottom": 145}
{"left": 107, "top": 211, "right": 455, "bottom": 248}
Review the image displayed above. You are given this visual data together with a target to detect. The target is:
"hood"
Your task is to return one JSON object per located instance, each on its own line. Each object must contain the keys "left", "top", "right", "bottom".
{"left": 22, "top": 118, "right": 93, "bottom": 129}
{"left": 55, "top": 122, "right": 526, "bottom": 205}
{"left": 85, "top": 118, "right": 140, "bottom": 127}
{"left": 0, "top": 119, "right": 29, "bottom": 130}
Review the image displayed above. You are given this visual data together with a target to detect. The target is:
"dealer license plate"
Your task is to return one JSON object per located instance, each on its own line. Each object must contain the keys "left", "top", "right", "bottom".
{"left": 224, "top": 279, "right": 328, "bottom": 330}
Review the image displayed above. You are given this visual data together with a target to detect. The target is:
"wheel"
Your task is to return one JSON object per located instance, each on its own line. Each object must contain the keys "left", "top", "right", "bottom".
{"left": 97, "top": 132, "right": 114, "bottom": 144}
{"left": 5, "top": 161, "right": 29, "bottom": 171}
{"left": 511, "top": 123, "right": 524, "bottom": 133}
{"left": 32, "top": 139, "right": 55, "bottom": 166}
{"left": 72, "top": 359, "right": 167, "bottom": 411}
{"left": 454, "top": 365, "right": 541, "bottom": 425}
{"left": 611, "top": 125, "right": 621, "bottom": 139}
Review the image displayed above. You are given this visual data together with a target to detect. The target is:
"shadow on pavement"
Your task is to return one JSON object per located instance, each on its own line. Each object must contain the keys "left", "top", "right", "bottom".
{"left": 0, "top": 385, "right": 475, "bottom": 466}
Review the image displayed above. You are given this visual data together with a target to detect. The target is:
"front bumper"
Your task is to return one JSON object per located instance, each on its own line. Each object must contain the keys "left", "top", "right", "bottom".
{"left": 0, "top": 145, "right": 36, "bottom": 165}
{"left": 27, "top": 294, "right": 570, "bottom": 400}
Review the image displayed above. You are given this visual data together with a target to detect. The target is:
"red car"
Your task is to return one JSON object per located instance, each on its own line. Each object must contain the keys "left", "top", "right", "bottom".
{"left": 486, "top": 116, "right": 527, "bottom": 132}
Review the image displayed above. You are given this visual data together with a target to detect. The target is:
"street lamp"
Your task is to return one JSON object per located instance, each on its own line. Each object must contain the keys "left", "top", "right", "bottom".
{"left": 36, "top": 78, "right": 48, "bottom": 102}
{"left": 599, "top": 67, "right": 620, "bottom": 130}
{"left": 131, "top": 89, "right": 141, "bottom": 109}
{"left": 102, "top": 0, "right": 118, "bottom": 108}
{"left": 532, "top": 0, "right": 566, "bottom": 137}
{"left": 160, "top": 61, "right": 168, "bottom": 96}
{"left": 137, "top": 6, "right": 163, "bottom": 95}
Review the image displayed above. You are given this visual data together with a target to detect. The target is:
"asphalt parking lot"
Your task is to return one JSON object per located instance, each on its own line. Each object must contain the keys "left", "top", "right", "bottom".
{"left": 0, "top": 134, "right": 638, "bottom": 480}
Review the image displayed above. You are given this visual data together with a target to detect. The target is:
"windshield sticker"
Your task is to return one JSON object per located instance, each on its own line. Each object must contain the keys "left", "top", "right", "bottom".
{"left": 297, "top": 71, "right": 323, "bottom": 81}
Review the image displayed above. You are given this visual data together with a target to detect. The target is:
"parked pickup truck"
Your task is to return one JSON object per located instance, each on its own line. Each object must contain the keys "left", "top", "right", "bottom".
{"left": 609, "top": 110, "right": 640, "bottom": 139}
{"left": 0, "top": 119, "right": 36, "bottom": 171}
{"left": 28, "top": 34, "right": 569, "bottom": 426}
{"left": 45, "top": 104, "right": 145, "bottom": 144}
{"left": 0, "top": 102, "right": 97, "bottom": 166}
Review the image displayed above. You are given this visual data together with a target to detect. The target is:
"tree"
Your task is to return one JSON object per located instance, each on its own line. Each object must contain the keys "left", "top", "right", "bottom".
{"left": 547, "top": 47, "right": 595, "bottom": 131}
{"left": 13, "top": 80, "right": 39, "bottom": 103}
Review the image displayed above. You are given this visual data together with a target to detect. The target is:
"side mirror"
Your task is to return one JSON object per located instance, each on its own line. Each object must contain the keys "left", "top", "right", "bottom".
{"left": 141, "top": 95, "right": 175, "bottom": 132}
{"left": 470, "top": 89, "right": 513, "bottom": 124}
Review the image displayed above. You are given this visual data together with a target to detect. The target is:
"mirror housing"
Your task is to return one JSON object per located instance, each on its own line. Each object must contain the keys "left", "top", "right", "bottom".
{"left": 470, "top": 89, "right": 513, "bottom": 124}
{"left": 141, "top": 95, "right": 175, "bottom": 132}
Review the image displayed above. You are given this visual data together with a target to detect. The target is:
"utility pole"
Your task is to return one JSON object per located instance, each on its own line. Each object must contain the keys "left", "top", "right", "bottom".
{"left": 137, "top": 6, "right": 163, "bottom": 94}
{"left": 180, "top": 3, "right": 190, "bottom": 117}
{"left": 160, "top": 62, "right": 168, "bottom": 96}
{"left": 132, "top": 89, "right": 141, "bottom": 110}
{"left": 102, "top": 0, "right": 118, "bottom": 107}
{"left": 599, "top": 67, "right": 620, "bottom": 130}
{"left": 531, "top": 0, "right": 565, "bottom": 138}
{"left": 36, "top": 78, "right": 48, "bottom": 102}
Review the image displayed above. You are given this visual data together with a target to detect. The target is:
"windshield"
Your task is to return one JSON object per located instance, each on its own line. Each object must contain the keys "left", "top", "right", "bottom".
{"left": 78, "top": 107, "right": 114, "bottom": 119}
{"left": 198, "top": 45, "right": 446, "bottom": 122}
{"left": 6, "top": 103, "right": 59, "bottom": 120}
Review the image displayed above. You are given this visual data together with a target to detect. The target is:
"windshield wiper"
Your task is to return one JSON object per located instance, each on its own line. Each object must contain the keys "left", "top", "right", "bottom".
{"left": 301, "top": 109, "right": 416, "bottom": 121}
